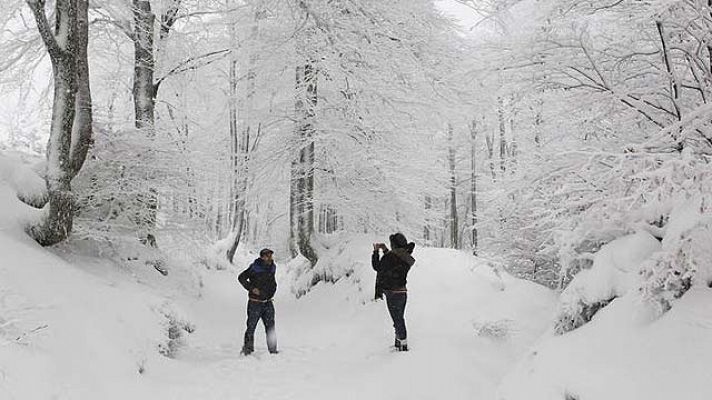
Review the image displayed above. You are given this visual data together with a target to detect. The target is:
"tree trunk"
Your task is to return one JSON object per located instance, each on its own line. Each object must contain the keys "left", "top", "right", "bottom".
{"left": 132, "top": 0, "right": 156, "bottom": 133}
{"left": 289, "top": 160, "right": 299, "bottom": 257}
{"left": 69, "top": 0, "right": 92, "bottom": 179}
{"left": 291, "top": 60, "right": 318, "bottom": 266}
{"left": 485, "top": 131, "right": 496, "bottom": 181}
{"left": 534, "top": 98, "right": 543, "bottom": 147}
{"left": 447, "top": 123, "right": 458, "bottom": 249}
{"left": 469, "top": 119, "right": 478, "bottom": 255}
{"left": 132, "top": 0, "right": 158, "bottom": 243}
{"left": 228, "top": 15, "right": 239, "bottom": 229}
{"left": 227, "top": 6, "right": 263, "bottom": 264}
{"left": 41, "top": 65, "right": 77, "bottom": 245}
{"left": 26, "top": 0, "right": 81, "bottom": 246}
{"left": 498, "top": 97, "right": 506, "bottom": 173}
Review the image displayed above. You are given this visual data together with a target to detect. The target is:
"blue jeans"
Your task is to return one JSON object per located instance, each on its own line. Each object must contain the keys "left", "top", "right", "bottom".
{"left": 385, "top": 291, "right": 407, "bottom": 340}
{"left": 243, "top": 300, "right": 277, "bottom": 353}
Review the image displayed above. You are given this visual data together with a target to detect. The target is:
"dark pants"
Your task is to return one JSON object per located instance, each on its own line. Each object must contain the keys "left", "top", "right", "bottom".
{"left": 385, "top": 291, "right": 407, "bottom": 340}
{"left": 243, "top": 300, "right": 277, "bottom": 353}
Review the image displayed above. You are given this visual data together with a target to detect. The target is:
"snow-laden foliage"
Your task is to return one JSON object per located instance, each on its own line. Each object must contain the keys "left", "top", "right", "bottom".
{"left": 554, "top": 232, "right": 660, "bottom": 334}
{"left": 640, "top": 196, "right": 712, "bottom": 312}
{"left": 283, "top": 233, "right": 379, "bottom": 302}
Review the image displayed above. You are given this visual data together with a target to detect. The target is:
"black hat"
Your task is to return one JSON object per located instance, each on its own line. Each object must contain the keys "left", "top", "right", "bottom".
{"left": 389, "top": 233, "right": 408, "bottom": 249}
{"left": 259, "top": 248, "right": 274, "bottom": 257}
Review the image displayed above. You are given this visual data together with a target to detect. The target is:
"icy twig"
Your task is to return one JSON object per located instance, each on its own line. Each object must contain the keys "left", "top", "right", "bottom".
{"left": 14, "top": 324, "right": 48, "bottom": 344}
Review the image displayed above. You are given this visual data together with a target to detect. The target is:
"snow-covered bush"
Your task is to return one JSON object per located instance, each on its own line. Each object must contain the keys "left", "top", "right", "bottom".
{"left": 0, "top": 151, "right": 46, "bottom": 208}
{"left": 284, "top": 233, "right": 378, "bottom": 302}
{"left": 472, "top": 318, "right": 514, "bottom": 340}
{"left": 554, "top": 232, "right": 660, "bottom": 334}
{"left": 640, "top": 197, "right": 712, "bottom": 313}
{"left": 157, "top": 305, "right": 195, "bottom": 359}
{"left": 201, "top": 233, "right": 255, "bottom": 271}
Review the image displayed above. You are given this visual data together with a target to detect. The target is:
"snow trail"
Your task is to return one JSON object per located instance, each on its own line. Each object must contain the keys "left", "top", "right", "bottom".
{"left": 163, "top": 248, "right": 555, "bottom": 400}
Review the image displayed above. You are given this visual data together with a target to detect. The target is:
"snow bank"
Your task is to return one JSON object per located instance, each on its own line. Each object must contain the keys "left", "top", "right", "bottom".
{"left": 0, "top": 150, "right": 46, "bottom": 206}
{"left": 0, "top": 151, "right": 45, "bottom": 232}
{"left": 0, "top": 155, "right": 194, "bottom": 399}
{"left": 640, "top": 196, "right": 712, "bottom": 311}
{"left": 498, "top": 287, "right": 712, "bottom": 400}
{"left": 555, "top": 231, "right": 661, "bottom": 333}
{"left": 500, "top": 198, "right": 712, "bottom": 400}
{"left": 283, "top": 233, "right": 379, "bottom": 302}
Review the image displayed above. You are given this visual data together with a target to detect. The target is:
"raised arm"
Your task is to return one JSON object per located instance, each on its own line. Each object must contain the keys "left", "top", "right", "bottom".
{"left": 372, "top": 249, "right": 382, "bottom": 271}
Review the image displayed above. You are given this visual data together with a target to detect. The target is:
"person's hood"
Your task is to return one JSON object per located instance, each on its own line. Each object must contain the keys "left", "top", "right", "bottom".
{"left": 389, "top": 233, "right": 409, "bottom": 249}
{"left": 251, "top": 258, "right": 276, "bottom": 273}
{"left": 391, "top": 247, "right": 415, "bottom": 267}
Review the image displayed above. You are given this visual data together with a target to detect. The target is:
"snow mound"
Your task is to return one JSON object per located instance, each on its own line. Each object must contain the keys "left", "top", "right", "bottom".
{"left": 0, "top": 155, "right": 194, "bottom": 399}
{"left": 555, "top": 231, "right": 661, "bottom": 333}
{"left": 498, "top": 287, "right": 712, "bottom": 400}
{"left": 284, "top": 234, "right": 381, "bottom": 302}
{"left": 0, "top": 150, "right": 46, "bottom": 206}
{"left": 501, "top": 200, "right": 712, "bottom": 400}
{"left": 0, "top": 151, "right": 45, "bottom": 232}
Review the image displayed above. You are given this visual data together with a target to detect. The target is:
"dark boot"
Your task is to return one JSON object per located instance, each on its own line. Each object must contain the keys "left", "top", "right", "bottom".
{"left": 395, "top": 338, "right": 408, "bottom": 352}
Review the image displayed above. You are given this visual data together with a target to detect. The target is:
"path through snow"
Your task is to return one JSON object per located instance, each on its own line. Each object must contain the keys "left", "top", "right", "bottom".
{"left": 157, "top": 249, "right": 555, "bottom": 400}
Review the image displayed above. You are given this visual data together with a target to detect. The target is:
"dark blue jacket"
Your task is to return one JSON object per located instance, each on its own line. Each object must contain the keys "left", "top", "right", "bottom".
{"left": 238, "top": 259, "right": 277, "bottom": 301}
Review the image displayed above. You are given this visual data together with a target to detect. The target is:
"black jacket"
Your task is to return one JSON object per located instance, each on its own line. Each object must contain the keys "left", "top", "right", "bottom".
{"left": 372, "top": 248, "right": 416, "bottom": 290}
{"left": 238, "top": 259, "right": 277, "bottom": 301}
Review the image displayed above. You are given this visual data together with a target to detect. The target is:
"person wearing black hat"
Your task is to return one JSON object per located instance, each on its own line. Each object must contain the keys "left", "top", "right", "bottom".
{"left": 237, "top": 248, "right": 278, "bottom": 355}
{"left": 372, "top": 233, "right": 416, "bottom": 351}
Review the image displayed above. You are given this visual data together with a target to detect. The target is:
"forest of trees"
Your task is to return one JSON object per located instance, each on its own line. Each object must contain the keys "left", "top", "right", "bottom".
{"left": 2, "top": 0, "right": 711, "bottom": 296}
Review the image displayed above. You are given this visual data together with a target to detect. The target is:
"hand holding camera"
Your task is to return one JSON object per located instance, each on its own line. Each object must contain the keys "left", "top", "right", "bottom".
{"left": 373, "top": 243, "right": 388, "bottom": 252}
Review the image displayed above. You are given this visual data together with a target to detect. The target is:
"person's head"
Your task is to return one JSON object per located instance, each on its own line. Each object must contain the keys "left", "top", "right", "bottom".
{"left": 389, "top": 233, "right": 408, "bottom": 249}
{"left": 259, "top": 248, "right": 274, "bottom": 265}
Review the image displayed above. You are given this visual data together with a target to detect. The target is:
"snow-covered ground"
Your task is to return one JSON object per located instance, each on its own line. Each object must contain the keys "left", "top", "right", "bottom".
{"left": 499, "top": 229, "right": 712, "bottom": 400}
{"left": 0, "top": 152, "right": 557, "bottom": 399}
{"left": 0, "top": 230, "right": 555, "bottom": 399}
{"left": 4, "top": 152, "right": 711, "bottom": 400}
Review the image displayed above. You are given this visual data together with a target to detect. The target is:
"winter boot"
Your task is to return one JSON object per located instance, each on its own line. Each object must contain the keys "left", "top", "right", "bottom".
{"left": 395, "top": 338, "right": 408, "bottom": 352}
{"left": 241, "top": 346, "right": 254, "bottom": 356}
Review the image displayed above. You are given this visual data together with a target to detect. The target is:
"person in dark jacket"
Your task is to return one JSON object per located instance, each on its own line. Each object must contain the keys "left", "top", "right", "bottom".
{"left": 372, "top": 233, "right": 415, "bottom": 351}
{"left": 237, "top": 248, "right": 278, "bottom": 355}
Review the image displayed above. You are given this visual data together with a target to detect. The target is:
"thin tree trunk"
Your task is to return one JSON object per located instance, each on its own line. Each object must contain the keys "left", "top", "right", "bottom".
{"left": 291, "top": 60, "right": 318, "bottom": 265}
{"left": 485, "top": 131, "right": 496, "bottom": 180}
{"left": 130, "top": 0, "right": 181, "bottom": 246}
{"left": 447, "top": 123, "right": 458, "bottom": 249}
{"left": 132, "top": 0, "right": 158, "bottom": 244}
{"left": 289, "top": 160, "right": 299, "bottom": 257}
{"left": 424, "top": 196, "right": 432, "bottom": 243}
{"left": 227, "top": 14, "right": 239, "bottom": 229}
{"left": 69, "top": 0, "right": 92, "bottom": 178}
{"left": 227, "top": 5, "right": 263, "bottom": 263}
{"left": 498, "top": 97, "right": 506, "bottom": 173}
{"left": 469, "top": 119, "right": 478, "bottom": 255}
{"left": 534, "top": 98, "right": 543, "bottom": 147}
{"left": 656, "top": 20, "right": 682, "bottom": 121}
